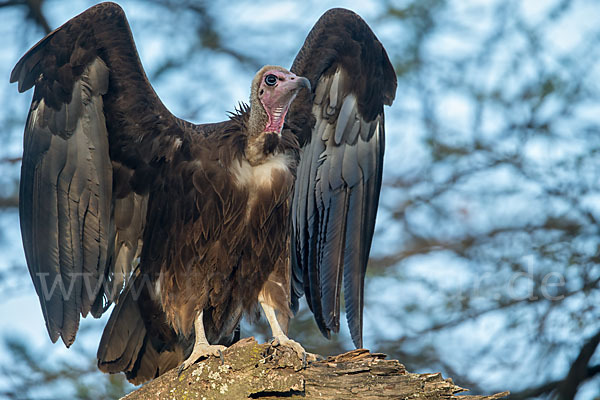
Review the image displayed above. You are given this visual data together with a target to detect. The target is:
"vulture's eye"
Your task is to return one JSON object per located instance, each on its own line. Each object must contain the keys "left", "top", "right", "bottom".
{"left": 265, "top": 74, "right": 278, "bottom": 86}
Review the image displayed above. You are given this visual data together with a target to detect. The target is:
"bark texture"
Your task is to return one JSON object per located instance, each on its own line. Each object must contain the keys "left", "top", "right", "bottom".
{"left": 122, "top": 337, "right": 509, "bottom": 399}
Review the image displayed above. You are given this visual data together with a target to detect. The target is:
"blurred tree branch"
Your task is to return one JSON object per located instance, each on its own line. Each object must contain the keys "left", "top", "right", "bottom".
{"left": 0, "top": 0, "right": 50, "bottom": 33}
{"left": 0, "top": 196, "right": 18, "bottom": 209}
{"left": 555, "top": 330, "right": 600, "bottom": 400}
{"left": 24, "top": 0, "right": 50, "bottom": 33}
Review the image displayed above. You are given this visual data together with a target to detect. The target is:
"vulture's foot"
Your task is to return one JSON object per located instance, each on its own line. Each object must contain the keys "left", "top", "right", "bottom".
{"left": 177, "top": 344, "right": 226, "bottom": 375}
{"left": 270, "top": 335, "right": 319, "bottom": 364}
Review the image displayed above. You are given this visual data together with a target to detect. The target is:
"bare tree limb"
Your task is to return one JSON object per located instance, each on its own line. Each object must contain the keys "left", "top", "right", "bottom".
{"left": 556, "top": 330, "right": 600, "bottom": 400}
{"left": 123, "top": 338, "right": 509, "bottom": 400}
{"left": 508, "top": 363, "right": 600, "bottom": 400}
{"left": 0, "top": 196, "right": 18, "bottom": 209}
{"left": 24, "top": 0, "right": 50, "bottom": 33}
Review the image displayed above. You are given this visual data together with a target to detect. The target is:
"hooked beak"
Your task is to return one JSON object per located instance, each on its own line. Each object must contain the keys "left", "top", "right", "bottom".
{"left": 295, "top": 76, "right": 311, "bottom": 92}
{"left": 280, "top": 74, "right": 310, "bottom": 94}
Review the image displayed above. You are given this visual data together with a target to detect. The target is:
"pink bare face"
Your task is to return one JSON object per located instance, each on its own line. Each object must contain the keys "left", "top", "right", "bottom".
{"left": 257, "top": 69, "right": 310, "bottom": 134}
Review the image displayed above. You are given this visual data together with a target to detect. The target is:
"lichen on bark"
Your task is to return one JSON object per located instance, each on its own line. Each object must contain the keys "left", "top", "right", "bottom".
{"left": 122, "top": 337, "right": 509, "bottom": 400}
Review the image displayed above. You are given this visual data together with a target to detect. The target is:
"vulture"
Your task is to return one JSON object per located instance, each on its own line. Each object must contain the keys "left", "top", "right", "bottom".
{"left": 11, "top": 2, "right": 396, "bottom": 383}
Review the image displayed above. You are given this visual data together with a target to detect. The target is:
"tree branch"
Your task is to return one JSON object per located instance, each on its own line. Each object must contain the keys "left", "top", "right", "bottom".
{"left": 556, "top": 330, "right": 600, "bottom": 400}
{"left": 24, "top": 0, "right": 50, "bottom": 33}
{"left": 508, "top": 344, "right": 600, "bottom": 400}
{"left": 0, "top": 196, "right": 18, "bottom": 209}
{"left": 123, "top": 338, "right": 509, "bottom": 400}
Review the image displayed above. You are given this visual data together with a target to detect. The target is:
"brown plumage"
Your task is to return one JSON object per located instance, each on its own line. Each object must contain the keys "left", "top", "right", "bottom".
{"left": 11, "top": 2, "right": 396, "bottom": 384}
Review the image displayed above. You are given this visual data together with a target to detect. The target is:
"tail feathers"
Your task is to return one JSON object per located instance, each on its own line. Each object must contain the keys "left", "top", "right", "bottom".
{"left": 125, "top": 339, "right": 184, "bottom": 385}
{"left": 97, "top": 289, "right": 145, "bottom": 373}
{"left": 97, "top": 276, "right": 185, "bottom": 384}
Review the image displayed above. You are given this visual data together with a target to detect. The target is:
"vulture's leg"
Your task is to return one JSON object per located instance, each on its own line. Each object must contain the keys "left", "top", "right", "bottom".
{"left": 260, "top": 301, "right": 302, "bottom": 356}
{"left": 260, "top": 299, "right": 318, "bottom": 362}
{"left": 178, "top": 311, "right": 226, "bottom": 373}
{"left": 259, "top": 261, "right": 318, "bottom": 362}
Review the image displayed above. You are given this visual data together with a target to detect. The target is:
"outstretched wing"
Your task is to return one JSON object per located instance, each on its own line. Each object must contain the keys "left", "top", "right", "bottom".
{"left": 288, "top": 8, "right": 397, "bottom": 348}
{"left": 11, "top": 3, "right": 186, "bottom": 347}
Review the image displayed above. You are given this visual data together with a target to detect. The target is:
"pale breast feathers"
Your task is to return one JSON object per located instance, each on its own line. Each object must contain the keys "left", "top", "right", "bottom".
{"left": 230, "top": 153, "right": 294, "bottom": 208}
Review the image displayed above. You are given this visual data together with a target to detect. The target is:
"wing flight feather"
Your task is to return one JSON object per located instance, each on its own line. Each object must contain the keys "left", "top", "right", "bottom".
{"left": 12, "top": 3, "right": 186, "bottom": 346}
{"left": 288, "top": 9, "right": 396, "bottom": 348}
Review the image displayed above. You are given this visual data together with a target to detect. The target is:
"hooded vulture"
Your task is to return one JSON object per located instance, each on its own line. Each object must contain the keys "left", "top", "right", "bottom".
{"left": 11, "top": 2, "right": 396, "bottom": 383}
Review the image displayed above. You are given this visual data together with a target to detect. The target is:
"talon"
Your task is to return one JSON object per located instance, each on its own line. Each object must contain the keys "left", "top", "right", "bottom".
{"left": 178, "top": 343, "right": 227, "bottom": 374}
{"left": 260, "top": 302, "right": 320, "bottom": 366}
{"left": 271, "top": 335, "right": 309, "bottom": 360}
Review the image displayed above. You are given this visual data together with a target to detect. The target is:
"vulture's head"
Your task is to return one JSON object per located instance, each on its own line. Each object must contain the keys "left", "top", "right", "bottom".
{"left": 248, "top": 66, "right": 310, "bottom": 140}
